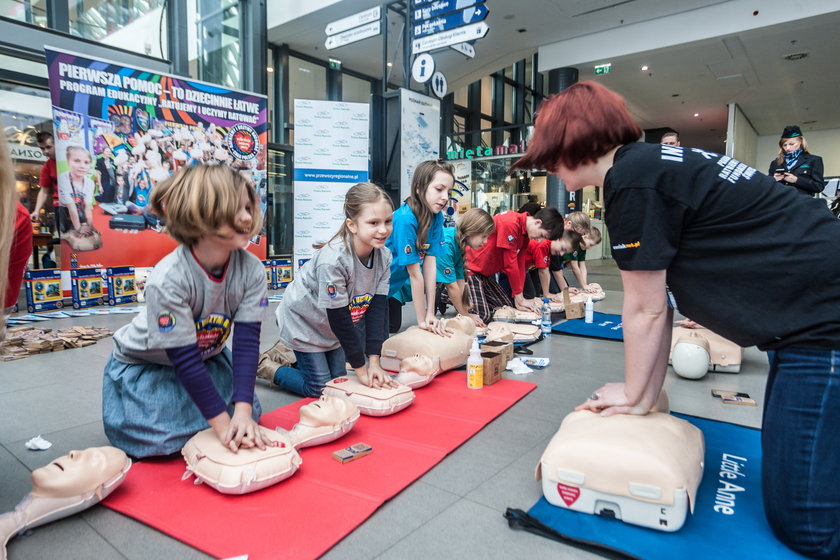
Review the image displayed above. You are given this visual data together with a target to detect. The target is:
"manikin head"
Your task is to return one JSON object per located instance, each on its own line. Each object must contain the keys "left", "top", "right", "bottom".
{"left": 298, "top": 395, "right": 358, "bottom": 427}
{"left": 30, "top": 447, "right": 129, "bottom": 499}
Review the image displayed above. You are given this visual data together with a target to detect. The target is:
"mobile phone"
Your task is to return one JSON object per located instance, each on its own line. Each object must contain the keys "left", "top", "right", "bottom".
{"left": 774, "top": 167, "right": 786, "bottom": 174}
{"left": 721, "top": 396, "right": 757, "bottom": 406}
{"left": 711, "top": 389, "right": 750, "bottom": 399}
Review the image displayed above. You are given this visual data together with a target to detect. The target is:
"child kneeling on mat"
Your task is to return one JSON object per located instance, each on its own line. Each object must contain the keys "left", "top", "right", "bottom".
{"left": 434, "top": 207, "right": 496, "bottom": 327}
{"left": 102, "top": 165, "right": 268, "bottom": 458}
{"left": 262, "top": 183, "right": 397, "bottom": 397}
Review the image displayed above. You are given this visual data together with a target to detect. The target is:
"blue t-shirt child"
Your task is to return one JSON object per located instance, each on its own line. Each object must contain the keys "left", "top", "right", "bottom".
{"left": 386, "top": 203, "right": 445, "bottom": 298}
{"left": 435, "top": 226, "right": 463, "bottom": 284}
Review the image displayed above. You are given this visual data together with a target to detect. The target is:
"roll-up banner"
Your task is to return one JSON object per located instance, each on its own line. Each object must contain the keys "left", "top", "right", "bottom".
{"left": 292, "top": 99, "right": 370, "bottom": 269}
{"left": 44, "top": 47, "right": 268, "bottom": 289}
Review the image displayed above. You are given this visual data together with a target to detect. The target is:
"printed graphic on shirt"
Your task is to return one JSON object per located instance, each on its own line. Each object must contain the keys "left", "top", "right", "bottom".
{"left": 157, "top": 311, "right": 176, "bottom": 332}
{"left": 326, "top": 282, "right": 337, "bottom": 298}
{"left": 259, "top": 297, "right": 269, "bottom": 307}
{"left": 195, "top": 313, "right": 232, "bottom": 356}
{"left": 404, "top": 244, "right": 413, "bottom": 255}
{"left": 348, "top": 293, "right": 373, "bottom": 323}
{"left": 507, "top": 235, "right": 514, "bottom": 242}
{"left": 662, "top": 146, "right": 758, "bottom": 185}
{"left": 611, "top": 241, "right": 641, "bottom": 251}
{"left": 444, "top": 268, "right": 451, "bottom": 275}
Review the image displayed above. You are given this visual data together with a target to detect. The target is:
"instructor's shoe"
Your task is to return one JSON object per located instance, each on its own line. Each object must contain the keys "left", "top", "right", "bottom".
{"left": 265, "top": 339, "right": 296, "bottom": 367}
{"left": 257, "top": 353, "right": 280, "bottom": 383}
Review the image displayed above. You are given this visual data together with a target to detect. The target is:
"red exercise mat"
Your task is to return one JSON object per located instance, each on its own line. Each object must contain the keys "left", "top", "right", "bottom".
{"left": 103, "top": 373, "right": 536, "bottom": 560}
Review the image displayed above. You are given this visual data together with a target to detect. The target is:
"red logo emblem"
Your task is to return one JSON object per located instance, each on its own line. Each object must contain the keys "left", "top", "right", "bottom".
{"left": 334, "top": 377, "right": 348, "bottom": 384}
{"left": 556, "top": 483, "right": 580, "bottom": 506}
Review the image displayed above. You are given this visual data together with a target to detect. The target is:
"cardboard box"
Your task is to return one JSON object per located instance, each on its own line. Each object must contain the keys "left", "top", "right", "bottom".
{"left": 480, "top": 350, "right": 504, "bottom": 386}
{"left": 482, "top": 340, "right": 513, "bottom": 364}
{"left": 562, "top": 289, "right": 585, "bottom": 319}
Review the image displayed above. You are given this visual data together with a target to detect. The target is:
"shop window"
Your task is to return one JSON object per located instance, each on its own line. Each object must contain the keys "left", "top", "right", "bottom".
{"left": 267, "top": 146, "right": 293, "bottom": 256}
{"left": 67, "top": 0, "right": 169, "bottom": 58}
{"left": 194, "top": 0, "right": 241, "bottom": 88}
{"left": 1, "top": 81, "right": 52, "bottom": 217}
{"left": 504, "top": 83, "right": 514, "bottom": 123}
{"left": 341, "top": 74, "right": 372, "bottom": 104}
{"left": 288, "top": 56, "right": 327, "bottom": 124}
{"left": 480, "top": 76, "right": 492, "bottom": 116}
{"left": 1, "top": 0, "right": 48, "bottom": 27}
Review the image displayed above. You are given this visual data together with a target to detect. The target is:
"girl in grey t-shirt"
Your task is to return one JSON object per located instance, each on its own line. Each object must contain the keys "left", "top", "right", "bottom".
{"left": 265, "top": 183, "right": 397, "bottom": 397}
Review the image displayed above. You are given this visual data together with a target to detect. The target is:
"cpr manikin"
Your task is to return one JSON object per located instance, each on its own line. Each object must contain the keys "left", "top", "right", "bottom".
{"left": 394, "top": 354, "right": 438, "bottom": 388}
{"left": 182, "top": 395, "right": 360, "bottom": 495}
{"left": 537, "top": 392, "right": 704, "bottom": 532}
{"left": 380, "top": 316, "right": 474, "bottom": 374}
{"left": 0, "top": 447, "right": 131, "bottom": 560}
{"left": 670, "top": 322, "right": 743, "bottom": 379}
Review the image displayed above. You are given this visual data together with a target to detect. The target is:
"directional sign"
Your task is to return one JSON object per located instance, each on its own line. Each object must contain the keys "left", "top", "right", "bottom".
{"left": 412, "top": 53, "right": 435, "bottom": 83}
{"left": 325, "top": 6, "right": 380, "bottom": 36}
{"left": 412, "top": 5, "right": 489, "bottom": 39}
{"left": 430, "top": 72, "right": 448, "bottom": 98}
{"left": 413, "top": 0, "right": 435, "bottom": 6}
{"left": 413, "top": 0, "right": 485, "bottom": 22}
{"left": 325, "top": 21, "right": 381, "bottom": 50}
{"left": 450, "top": 42, "right": 475, "bottom": 58}
{"left": 412, "top": 21, "right": 489, "bottom": 54}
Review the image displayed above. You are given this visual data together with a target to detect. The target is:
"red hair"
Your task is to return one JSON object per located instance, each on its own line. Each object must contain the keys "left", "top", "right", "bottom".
{"left": 512, "top": 81, "right": 641, "bottom": 172}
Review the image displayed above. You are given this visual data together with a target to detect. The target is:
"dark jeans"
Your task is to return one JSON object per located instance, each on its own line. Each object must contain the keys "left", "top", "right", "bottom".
{"left": 273, "top": 347, "right": 346, "bottom": 398}
{"left": 762, "top": 347, "right": 840, "bottom": 559}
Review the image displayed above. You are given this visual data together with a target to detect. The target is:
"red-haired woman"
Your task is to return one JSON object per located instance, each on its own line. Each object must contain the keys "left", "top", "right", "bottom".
{"left": 512, "top": 81, "right": 840, "bottom": 560}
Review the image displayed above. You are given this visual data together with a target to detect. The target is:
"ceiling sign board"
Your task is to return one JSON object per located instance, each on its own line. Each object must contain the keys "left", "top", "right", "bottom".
{"left": 412, "top": 53, "right": 436, "bottom": 83}
{"left": 412, "top": 5, "right": 489, "bottom": 39}
{"left": 325, "top": 21, "right": 381, "bottom": 50}
{"left": 325, "top": 6, "right": 381, "bottom": 36}
{"left": 412, "top": 21, "right": 489, "bottom": 54}
{"left": 450, "top": 42, "right": 475, "bottom": 58}
{"left": 413, "top": 0, "right": 486, "bottom": 22}
{"left": 431, "top": 71, "right": 448, "bottom": 98}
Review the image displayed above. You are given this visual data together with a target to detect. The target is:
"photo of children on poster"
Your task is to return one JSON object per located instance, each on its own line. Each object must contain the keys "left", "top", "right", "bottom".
{"left": 45, "top": 47, "right": 269, "bottom": 271}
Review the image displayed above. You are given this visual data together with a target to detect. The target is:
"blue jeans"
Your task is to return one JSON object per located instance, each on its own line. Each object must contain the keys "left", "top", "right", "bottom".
{"left": 273, "top": 347, "right": 347, "bottom": 398}
{"left": 762, "top": 348, "right": 840, "bottom": 559}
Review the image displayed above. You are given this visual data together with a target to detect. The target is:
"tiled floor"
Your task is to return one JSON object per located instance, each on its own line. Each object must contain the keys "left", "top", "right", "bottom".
{"left": 0, "top": 260, "right": 768, "bottom": 559}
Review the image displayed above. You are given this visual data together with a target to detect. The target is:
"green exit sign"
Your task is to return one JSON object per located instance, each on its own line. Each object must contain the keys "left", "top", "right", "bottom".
{"left": 594, "top": 63, "right": 611, "bottom": 75}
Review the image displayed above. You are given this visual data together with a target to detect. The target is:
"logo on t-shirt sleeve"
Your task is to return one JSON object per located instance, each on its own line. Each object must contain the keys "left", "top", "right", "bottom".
{"left": 326, "top": 282, "right": 337, "bottom": 298}
{"left": 157, "top": 311, "right": 176, "bottom": 332}
{"left": 404, "top": 244, "right": 413, "bottom": 255}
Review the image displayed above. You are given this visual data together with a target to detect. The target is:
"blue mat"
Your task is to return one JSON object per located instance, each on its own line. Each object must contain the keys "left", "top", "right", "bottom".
{"left": 552, "top": 312, "right": 623, "bottom": 340}
{"left": 507, "top": 414, "right": 807, "bottom": 559}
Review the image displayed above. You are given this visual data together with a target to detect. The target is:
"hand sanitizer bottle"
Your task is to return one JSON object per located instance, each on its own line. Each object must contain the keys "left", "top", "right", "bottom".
{"left": 584, "top": 295, "right": 594, "bottom": 323}
{"left": 467, "top": 337, "right": 483, "bottom": 389}
{"left": 541, "top": 298, "right": 552, "bottom": 336}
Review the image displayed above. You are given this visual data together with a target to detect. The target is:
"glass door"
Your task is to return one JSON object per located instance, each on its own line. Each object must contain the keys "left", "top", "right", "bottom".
{"left": 266, "top": 144, "right": 292, "bottom": 257}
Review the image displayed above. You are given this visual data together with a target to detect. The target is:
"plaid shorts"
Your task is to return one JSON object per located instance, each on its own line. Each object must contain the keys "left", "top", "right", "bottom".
{"left": 467, "top": 273, "right": 513, "bottom": 324}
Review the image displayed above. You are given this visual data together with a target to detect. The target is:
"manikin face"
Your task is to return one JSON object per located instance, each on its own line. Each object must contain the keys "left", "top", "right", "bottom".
{"left": 39, "top": 137, "right": 55, "bottom": 159}
{"left": 31, "top": 447, "right": 127, "bottom": 498}
{"left": 214, "top": 187, "right": 254, "bottom": 250}
{"left": 424, "top": 171, "right": 454, "bottom": 214}
{"left": 348, "top": 199, "right": 393, "bottom": 258}
{"left": 401, "top": 354, "right": 435, "bottom": 376}
{"left": 68, "top": 149, "right": 91, "bottom": 179}
{"left": 466, "top": 232, "right": 490, "bottom": 250}
{"left": 781, "top": 138, "right": 802, "bottom": 153}
{"left": 526, "top": 218, "right": 550, "bottom": 240}
{"left": 299, "top": 395, "right": 354, "bottom": 426}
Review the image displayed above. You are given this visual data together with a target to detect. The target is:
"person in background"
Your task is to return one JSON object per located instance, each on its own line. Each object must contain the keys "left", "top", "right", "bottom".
{"left": 565, "top": 226, "right": 603, "bottom": 291}
{"left": 518, "top": 194, "right": 542, "bottom": 216}
{"left": 769, "top": 125, "right": 825, "bottom": 196}
{"left": 30, "top": 131, "right": 57, "bottom": 223}
{"left": 660, "top": 131, "right": 680, "bottom": 147}
{"left": 0, "top": 129, "right": 30, "bottom": 340}
{"left": 522, "top": 229, "right": 582, "bottom": 301}
{"left": 513, "top": 80, "right": 840, "bottom": 560}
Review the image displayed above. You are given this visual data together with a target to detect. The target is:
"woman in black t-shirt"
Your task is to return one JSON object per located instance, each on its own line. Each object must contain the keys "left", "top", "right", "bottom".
{"left": 512, "top": 81, "right": 840, "bottom": 560}
{"left": 768, "top": 125, "right": 825, "bottom": 196}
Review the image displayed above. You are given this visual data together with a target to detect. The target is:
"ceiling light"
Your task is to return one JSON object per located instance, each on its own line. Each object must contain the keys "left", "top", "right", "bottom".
{"left": 266, "top": 67, "right": 274, "bottom": 73}
{"left": 693, "top": 113, "right": 700, "bottom": 118}
{"left": 783, "top": 52, "right": 809, "bottom": 61}
{"left": 641, "top": 65, "right": 649, "bottom": 71}
{"left": 386, "top": 62, "right": 393, "bottom": 67}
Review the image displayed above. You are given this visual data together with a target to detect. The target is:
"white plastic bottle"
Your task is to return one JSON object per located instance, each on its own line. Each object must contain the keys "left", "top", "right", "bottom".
{"left": 584, "top": 295, "right": 594, "bottom": 323}
{"left": 541, "top": 298, "right": 552, "bottom": 336}
{"left": 467, "top": 337, "right": 483, "bottom": 389}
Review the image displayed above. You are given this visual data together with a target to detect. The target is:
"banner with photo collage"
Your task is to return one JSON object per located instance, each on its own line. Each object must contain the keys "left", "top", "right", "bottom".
{"left": 292, "top": 99, "right": 370, "bottom": 269}
{"left": 44, "top": 47, "right": 268, "bottom": 288}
